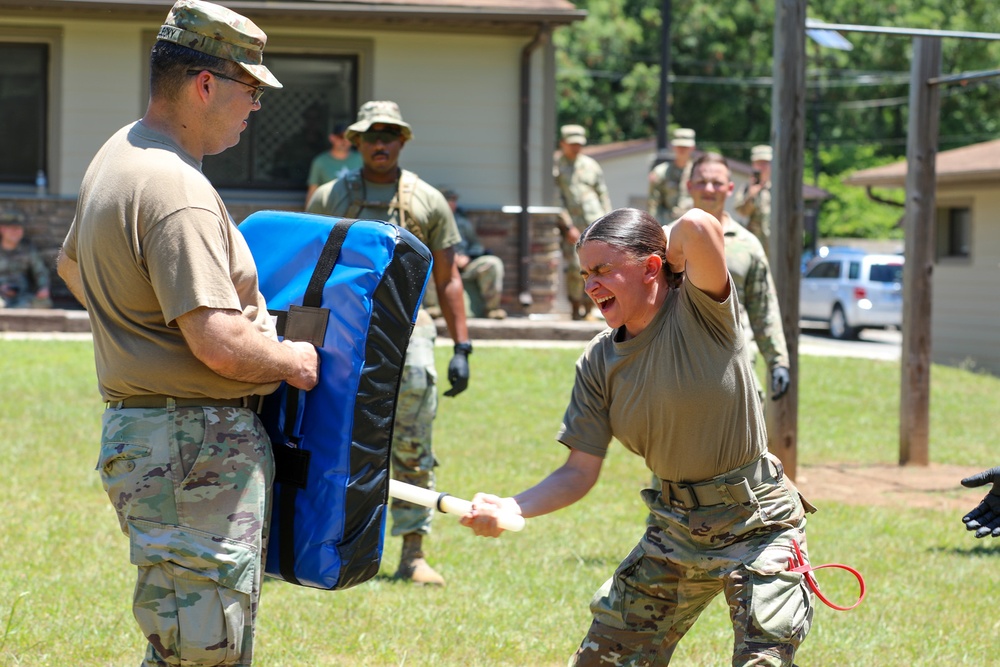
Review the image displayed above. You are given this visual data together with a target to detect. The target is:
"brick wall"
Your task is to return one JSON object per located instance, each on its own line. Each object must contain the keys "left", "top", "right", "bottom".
{"left": 3, "top": 196, "right": 566, "bottom": 316}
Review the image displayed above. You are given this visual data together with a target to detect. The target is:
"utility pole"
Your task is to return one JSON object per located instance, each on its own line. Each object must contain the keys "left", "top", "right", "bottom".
{"left": 899, "top": 37, "right": 941, "bottom": 466}
{"left": 769, "top": 0, "right": 807, "bottom": 480}
{"left": 655, "top": 0, "right": 672, "bottom": 166}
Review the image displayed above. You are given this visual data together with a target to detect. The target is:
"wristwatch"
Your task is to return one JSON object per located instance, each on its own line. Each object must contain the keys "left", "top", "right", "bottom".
{"left": 453, "top": 341, "right": 473, "bottom": 356}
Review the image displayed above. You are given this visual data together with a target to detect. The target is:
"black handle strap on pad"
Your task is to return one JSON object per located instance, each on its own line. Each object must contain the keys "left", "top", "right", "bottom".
{"left": 274, "top": 217, "right": 357, "bottom": 586}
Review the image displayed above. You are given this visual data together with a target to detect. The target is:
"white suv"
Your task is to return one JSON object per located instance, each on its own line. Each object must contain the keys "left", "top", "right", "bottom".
{"left": 799, "top": 250, "right": 904, "bottom": 339}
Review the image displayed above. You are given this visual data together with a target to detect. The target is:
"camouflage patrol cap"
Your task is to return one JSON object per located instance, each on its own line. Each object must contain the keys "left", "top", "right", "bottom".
{"left": 751, "top": 144, "right": 773, "bottom": 162}
{"left": 672, "top": 128, "right": 696, "bottom": 148}
{"left": 437, "top": 186, "right": 458, "bottom": 201}
{"left": 157, "top": 0, "right": 282, "bottom": 89}
{"left": 345, "top": 101, "right": 413, "bottom": 142}
{"left": 0, "top": 211, "right": 25, "bottom": 226}
{"left": 560, "top": 124, "right": 587, "bottom": 145}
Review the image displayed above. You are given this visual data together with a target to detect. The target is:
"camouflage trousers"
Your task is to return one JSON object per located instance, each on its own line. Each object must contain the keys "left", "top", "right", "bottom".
{"left": 562, "top": 238, "right": 586, "bottom": 303}
{"left": 461, "top": 255, "right": 504, "bottom": 315}
{"left": 98, "top": 405, "right": 274, "bottom": 666}
{"left": 571, "top": 467, "right": 814, "bottom": 667}
{"left": 389, "top": 314, "right": 439, "bottom": 537}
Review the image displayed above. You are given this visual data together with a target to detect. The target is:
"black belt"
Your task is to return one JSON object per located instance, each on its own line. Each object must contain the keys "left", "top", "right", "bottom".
{"left": 107, "top": 395, "right": 263, "bottom": 412}
{"left": 660, "top": 455, "right": 780, "bottom": 510}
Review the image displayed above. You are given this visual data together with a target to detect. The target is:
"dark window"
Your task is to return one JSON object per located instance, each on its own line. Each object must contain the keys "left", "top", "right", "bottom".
{"left": 806, "top": 260, "right": 841, "bottom": 279}
{"left": 0, "top": 43, "right": 47, "bottom": 184}
{"left": 203, "top": 53, "right": 358, "bottom": 191}
{"left": 848, "top": 261, "right": 860, "bottom": 280}
{"left": 869, "top": 263, "right": 903, "bottom": 283}
{"left": 935, "top": 207, "right": 971, "bottom": 260}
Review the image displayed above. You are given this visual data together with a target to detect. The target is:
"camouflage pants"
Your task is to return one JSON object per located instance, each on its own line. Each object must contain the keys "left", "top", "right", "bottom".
{"left": 571, "top": 469, "right": 813, "bottom": 667}
{"left": 562, "top": 238, "right": 585, "bottom": 303}
{"left": 389, "top": 314, "right": 438, "bottom": 537}
{"left": 98, "top": 405, "right": 274, "bottom": 666}
{"left": 461, "top": 255, "right": 504, "bottom": 314}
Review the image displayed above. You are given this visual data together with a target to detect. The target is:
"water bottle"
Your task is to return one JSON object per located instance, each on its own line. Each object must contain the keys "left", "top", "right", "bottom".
{"left": 35, "top": 169, "right": 47, "bottom": 196}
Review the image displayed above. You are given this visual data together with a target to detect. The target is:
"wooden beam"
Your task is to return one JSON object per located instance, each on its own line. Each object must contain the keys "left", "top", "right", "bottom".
{"left": 768, "top": 0, "right": 806, "bottom": 480}
{"left": 899, "top": 37, "right": 942, "bottom": 466}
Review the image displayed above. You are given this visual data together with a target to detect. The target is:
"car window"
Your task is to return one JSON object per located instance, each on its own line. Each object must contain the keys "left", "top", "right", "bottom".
{"left": 806, "top": 261, "right": 841, "bottom": 279}
{"left": 869, "top": 263, "right": 904, "bottom": 283}
{"left": 848, "top": 262, "right": 860, "bottom": 280}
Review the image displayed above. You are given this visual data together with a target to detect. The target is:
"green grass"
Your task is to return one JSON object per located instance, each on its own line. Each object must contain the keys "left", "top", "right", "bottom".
{"left": 1, "top": 340, "right": 998, "bottom": 666}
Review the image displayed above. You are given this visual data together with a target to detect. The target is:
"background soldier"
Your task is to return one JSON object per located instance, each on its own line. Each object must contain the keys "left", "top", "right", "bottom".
{"left": 0, "top": 212, "right": 51, "bottom": 308}
{"left": 687, "top": 152, "right": 791, "bottom": 404}
{"left": 307, "top": 100, "right": 472, "bottom": 586}
{"left": 735, "top": 144, "right": 773, "bottom": 256}
{"left": 553, "top": 123, "right": 612, "bottom": 320}
{"left": 647, "top": 127, "right": 696, "bottom": 224}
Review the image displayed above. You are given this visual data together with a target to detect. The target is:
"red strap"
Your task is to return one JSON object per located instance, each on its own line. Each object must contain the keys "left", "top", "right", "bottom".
{"left": 787, "top": 539, "right": 866, "bottom": 612}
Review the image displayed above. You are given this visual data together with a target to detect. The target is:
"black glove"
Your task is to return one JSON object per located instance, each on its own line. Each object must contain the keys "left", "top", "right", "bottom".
{"left": 443, "top": 341, "right": 472, "bottom": 397}
{"left": 770, "top": 366, "right": 791, "bottom": 401}
{"left": 961, "top": 466, "right": 1000, "bottom": 538}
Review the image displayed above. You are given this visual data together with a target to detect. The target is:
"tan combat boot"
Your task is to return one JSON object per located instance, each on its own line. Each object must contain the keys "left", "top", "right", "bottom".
{"left": 395, "top": 533, "right": 445, "bottom": 586}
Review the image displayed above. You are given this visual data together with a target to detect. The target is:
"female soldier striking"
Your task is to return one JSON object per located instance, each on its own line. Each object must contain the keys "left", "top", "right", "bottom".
{"left": 461, "top": 206, "right": 815, "bottom": 666}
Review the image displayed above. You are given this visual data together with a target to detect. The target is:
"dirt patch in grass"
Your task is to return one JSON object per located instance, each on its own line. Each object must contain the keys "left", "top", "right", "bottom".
{"left": 793, "top": 462, "right": 988, "bottom": 513}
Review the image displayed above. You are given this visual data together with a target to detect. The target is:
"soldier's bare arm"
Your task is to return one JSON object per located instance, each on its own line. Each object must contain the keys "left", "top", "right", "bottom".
{"left": 176, "top": 307, "right": 319, "bottom": 390}
{"left": 56, "top": 248, "right": 86, "bottom": 307}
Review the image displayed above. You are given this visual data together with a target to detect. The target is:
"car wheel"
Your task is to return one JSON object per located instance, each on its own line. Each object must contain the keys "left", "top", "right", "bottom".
{"left": 829, "top": 305, "right": 857, "bottom": 340}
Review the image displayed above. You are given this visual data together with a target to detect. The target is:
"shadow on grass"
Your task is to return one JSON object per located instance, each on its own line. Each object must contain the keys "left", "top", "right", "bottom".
{"left": 928, "top": 543, "right": 1000, "bottom": 557}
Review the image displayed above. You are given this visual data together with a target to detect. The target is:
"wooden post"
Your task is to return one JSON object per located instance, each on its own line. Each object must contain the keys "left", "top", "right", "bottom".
{"left": 899, "top": 37, "right": 941, "bottom": 466}
{"left": 768, "top": 0, "right": 807, "bottom": 480}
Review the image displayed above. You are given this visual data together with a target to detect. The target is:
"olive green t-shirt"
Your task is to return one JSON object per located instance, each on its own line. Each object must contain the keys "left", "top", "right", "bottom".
{"left": 64, "top": 121, "right": 278, "bottom": 402}
{"left": 557, "top": 277, "right": 766, "bottom": 483}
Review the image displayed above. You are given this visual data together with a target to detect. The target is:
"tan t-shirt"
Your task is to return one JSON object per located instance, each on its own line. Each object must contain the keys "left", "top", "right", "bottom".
{"left": 557, "top": 277, "right": 766, "bottom": 483}
{"left": 63, "top": 121, "right": 278, "bottom": 402}
{"left": 306, "top": 171, "right": 461, "bottom": 253}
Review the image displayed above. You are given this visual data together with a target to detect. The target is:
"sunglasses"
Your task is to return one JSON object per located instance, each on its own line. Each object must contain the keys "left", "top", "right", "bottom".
{"left": 187, "top": 69, "right": 266, "bottom": 104}
{"left": 359, "top": 129, "right": 403, "bottom": 144}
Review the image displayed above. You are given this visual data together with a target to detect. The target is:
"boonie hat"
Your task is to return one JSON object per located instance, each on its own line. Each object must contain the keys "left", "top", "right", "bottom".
{"left": 751, "top": 145, "right": 773, "bottom": 162}
{"left": 157, "top": 0, "right": 282, "bottom": 89}
{"left": 345, "top": 101, "right": 413, "bottom": 142}
{"left": 560, "top": 124, "right": 587, "bottom": 145}
{"left": 672, "top": 128, "right": 696, "bottom": 148}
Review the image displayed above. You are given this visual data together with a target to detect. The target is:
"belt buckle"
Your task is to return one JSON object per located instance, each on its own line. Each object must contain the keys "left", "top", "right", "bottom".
{"left": 668, "top": 483, "right": 698, "bottom": 510}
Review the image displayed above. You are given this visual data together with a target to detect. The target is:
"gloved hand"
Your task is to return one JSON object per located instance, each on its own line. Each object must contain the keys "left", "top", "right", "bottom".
{"left": 961, "top": 466, "right": 1000, "bottom": 538}
{"left": 443, "top": 342, "right": 472, "bottom": 397}
{"left": 770, "top": 366, "right": 791, "bottom": 400}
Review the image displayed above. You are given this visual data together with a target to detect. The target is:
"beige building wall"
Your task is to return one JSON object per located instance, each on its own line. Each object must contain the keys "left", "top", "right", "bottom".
{"left": 8, "top": 14, "right": 552, "bottom": 210}
{"left": 932, "top": 183, "right": 1000, "bottom": 374}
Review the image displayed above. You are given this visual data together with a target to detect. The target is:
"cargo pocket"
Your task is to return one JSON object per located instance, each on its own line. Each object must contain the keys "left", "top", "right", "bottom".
{"left": 589, "top": 544, "right": 646, "bottom": 631}
{"left": 97, "top": 441, "right": 153, "bottom": 534}
{"left": 127, "top": 518, "right": 258, "bottom": 665}
{"left": 747, "top": 561, "right": 813, "bottom": 643}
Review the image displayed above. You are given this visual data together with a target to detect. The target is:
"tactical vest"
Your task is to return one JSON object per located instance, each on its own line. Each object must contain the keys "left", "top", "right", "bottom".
{"left": 342, "top": 169, "right": 425, "bottom": 245}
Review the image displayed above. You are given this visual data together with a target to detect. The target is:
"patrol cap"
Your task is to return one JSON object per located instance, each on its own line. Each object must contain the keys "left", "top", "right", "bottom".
{"left": 751, "top": 144, "right": 773, "bottom": 162}
{"left": 345, "top": 101, "right": 413, "bottom": 142}
{"left": 560, "top": 124, "right": 587, "bottom": 145}
{"left": 671, "top": 128, "right": 696, "bottom": 148}
{"left": 437, "top": 186, "right": 459, "bottom": 201}
{"left": 157, "top": 0, "right": 282, "bottom": 89}
{"left": 0, "top": 211, "right": 25, "bottom": 226}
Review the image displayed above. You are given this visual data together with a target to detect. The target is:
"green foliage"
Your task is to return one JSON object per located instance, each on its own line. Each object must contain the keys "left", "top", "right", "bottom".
{"left": 557, "top": 0, "right": 1000, "bottom": 167}
{"left": 3, "top": 340, "right": 1000, "bottom": 665}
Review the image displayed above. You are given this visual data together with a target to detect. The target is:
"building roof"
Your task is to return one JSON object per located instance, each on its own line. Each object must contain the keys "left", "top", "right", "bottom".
{"left": 583, "top": 138, "right": 832, "bottom": 202}
{"left": 844, "top": 138, "right": 1000, "bottom": 188}
{"left": 0, "top": 0, "right": 585, "bottom": 31}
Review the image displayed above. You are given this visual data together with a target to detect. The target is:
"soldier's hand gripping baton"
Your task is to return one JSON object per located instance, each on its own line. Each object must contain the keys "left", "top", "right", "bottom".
{"left": 388, "top": 480, "right": 526, "bottom": 532}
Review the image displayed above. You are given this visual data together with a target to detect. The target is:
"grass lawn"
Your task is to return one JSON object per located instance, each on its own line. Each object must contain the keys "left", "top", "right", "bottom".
{"left": 1, "top": 339, "right": 998, "bottom": 666}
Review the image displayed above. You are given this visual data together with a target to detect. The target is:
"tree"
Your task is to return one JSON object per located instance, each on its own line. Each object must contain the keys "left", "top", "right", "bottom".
{"left": 555, "top": 0, "right": 1000, "bottom": 237}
